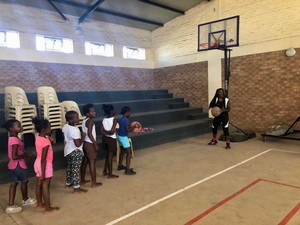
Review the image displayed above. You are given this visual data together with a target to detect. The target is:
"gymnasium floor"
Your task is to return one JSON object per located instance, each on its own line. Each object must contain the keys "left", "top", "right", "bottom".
{"left": 0, "top": 133, "right": 299, "bottom": 225}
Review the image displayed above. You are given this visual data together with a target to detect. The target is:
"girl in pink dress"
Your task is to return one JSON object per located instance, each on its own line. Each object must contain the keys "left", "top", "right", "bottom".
{"left": 32, "top": 117, "right": 59, "bottom": 214}
{"left": 1, "top": 119, "right": 36, "bottom": 214}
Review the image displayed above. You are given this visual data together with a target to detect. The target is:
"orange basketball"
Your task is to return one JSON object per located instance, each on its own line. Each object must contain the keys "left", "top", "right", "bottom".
{"left": 211, "top": 107, "right": 221, "bottom": 117}
{"left": 131, "top": 121, "right": 142, "bottom": 133}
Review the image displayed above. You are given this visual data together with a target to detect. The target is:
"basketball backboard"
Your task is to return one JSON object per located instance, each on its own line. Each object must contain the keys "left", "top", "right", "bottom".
{"left": 198, "top": 15, "right": 239, "bottom": 51}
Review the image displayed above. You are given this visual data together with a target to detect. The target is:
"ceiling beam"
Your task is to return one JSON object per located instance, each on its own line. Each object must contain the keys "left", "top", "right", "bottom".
{"left": 50, "top": 0, "right": 163, "bottom": 27}
{"left": 47, "top": 0, "right": 67, "bottom": 20}
{"left": 78, "top": 0, "right": 105, "bottom": 24}
{"left": 138, "top": 0, "right": 184, "bottom": 14}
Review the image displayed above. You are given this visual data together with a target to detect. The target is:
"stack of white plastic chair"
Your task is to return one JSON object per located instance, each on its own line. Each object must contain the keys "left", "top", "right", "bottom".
{"left": 62, "top": 100, "right": 85, "bottom": 127}
{"left": 4, "top": 86, "right": 37, "bottom": 138}
{"left": 37, "top": 86, "right": 64, "bottom": 133}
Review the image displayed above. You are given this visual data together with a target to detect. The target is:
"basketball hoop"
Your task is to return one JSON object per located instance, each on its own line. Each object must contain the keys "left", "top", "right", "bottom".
{"left": 199, "top": 42, "right": 220, "bottom": 49}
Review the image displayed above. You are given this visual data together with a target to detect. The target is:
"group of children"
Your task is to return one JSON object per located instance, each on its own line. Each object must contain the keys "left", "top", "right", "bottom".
{"left": 2, "top": 104, "right": 139, "bottom": 214}
{"left": 2, "top": 87, "right": 230, "bottom": 215}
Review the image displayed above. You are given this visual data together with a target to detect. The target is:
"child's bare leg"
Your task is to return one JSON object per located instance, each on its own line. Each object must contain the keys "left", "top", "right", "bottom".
{"left": 80, "top": 155, "right": 90, "bottom": 185}
{"left": 8, "top": 182, "right": 18, "bottom": 206}
{"left": 125, "top": 148, "right": 131, "bottom": 170}
{"left": 21, "top": 180, "right": 29, "bottom": 201}
{"left": 89, "top": 159, "right": 102, "bottom": 187}
{"left": 102, "top": 155, "right": 109, "bottom": 176}
{"left": 36, "top": 178, "right": 44, "bottom": 208}
{"left": 118, "top": 147, "right": 125, "bottom": 167}
{"left": 43, "top": 178, "right": 59, "bottom": 214}
{"left": 108, "top": 152, "right": 118, "bottom": 179}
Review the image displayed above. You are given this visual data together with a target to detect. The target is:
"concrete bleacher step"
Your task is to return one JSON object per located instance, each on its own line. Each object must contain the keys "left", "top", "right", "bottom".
{"left": 152, "top": 93, "right": 173, "bottom": 99}
{"left": 58, "top": 89, "right": 170, "bottom": 104}
{"left": 120, "top": 108, "right": 206, "bottom": 127}
{"left": 81, "top": 97, "right": 186, "bottom": 115}
{"left": 0, "top": 118, "right": 211, "bottom": 184}
{"left": 187, "top": 113, "right": 205, "bottom": 120}
{"left": 130, "top": 119, "right": 211, "bottom": 149}
{"left": 169, "top": 102, "right": 190, "bottom": 109}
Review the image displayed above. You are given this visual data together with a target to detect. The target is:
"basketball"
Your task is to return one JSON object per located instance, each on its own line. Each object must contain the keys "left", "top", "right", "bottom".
{"left": 211, "top": 107, "right": 221, "bottom": 117}
{"left": 131, "top": 121, "right": 142, "bottom": 133}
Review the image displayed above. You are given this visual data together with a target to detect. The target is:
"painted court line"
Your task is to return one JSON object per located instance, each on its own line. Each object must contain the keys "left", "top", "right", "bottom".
{"left": 278, "top": 202, "right": 300, "bottom": 225}
{"left": 185, "top": 179, "right": 300, "bottom": 225}
{"left": 105, "top": 149, "right": 272, "bottom": 225}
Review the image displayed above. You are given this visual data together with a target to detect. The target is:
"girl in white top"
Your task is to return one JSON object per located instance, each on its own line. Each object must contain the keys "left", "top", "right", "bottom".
{"left": 81, "top": 104, "right": 102, "bottom": 188}
{"left": 62, "top": 111, "right": 87, "bottom": 194}
{"left": 100, "top": 104, "right": 119, "bottom": 179}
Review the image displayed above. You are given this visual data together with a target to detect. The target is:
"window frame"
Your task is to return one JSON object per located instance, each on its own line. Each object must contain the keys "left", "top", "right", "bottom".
{"left": 0, "top": 29, "right": 20, "bottom": 49}
{"left": 36, "top": 34, "right": 73, "bottom": 53}
{"left": 123, "top": 46, "right": 146, "bottom": 60}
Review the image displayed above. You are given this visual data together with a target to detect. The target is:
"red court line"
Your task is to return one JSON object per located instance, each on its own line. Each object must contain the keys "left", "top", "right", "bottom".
{"left": 261, "top": 179, "right": 300, "bottom": 190}
{"left": 184, "top": 178, "right": 261, "bottom": 225}
{"left": 185, "top": 179, "right": 300, "bottom": 225}
{"left": 278, "top": 202, "right": 300, "bottom": 225}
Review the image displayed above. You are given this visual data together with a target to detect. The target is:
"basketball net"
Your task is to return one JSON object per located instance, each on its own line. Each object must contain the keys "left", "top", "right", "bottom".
{"left": 199, "top": 33, "right": 224, "bottom": 49}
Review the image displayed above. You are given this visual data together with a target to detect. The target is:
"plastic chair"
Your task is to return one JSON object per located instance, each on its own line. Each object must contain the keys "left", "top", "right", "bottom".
{"left": 37, "top": 86, "right": 64, "bottom": 130}
{"left": 4, "top": 86, "right": 37, "bottom": 138}
{"left": 62, "top": 100, "right": 85, "bottom": 127}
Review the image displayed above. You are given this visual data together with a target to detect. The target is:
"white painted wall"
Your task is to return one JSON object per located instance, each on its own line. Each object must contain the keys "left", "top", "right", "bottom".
{"left": 0, "top": 2, "right": 154, "bottom": 68}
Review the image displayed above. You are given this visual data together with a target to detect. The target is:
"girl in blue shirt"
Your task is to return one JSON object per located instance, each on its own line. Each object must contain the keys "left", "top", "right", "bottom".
{"left": 117, "top": 106, "right": 140, "bottom": 175}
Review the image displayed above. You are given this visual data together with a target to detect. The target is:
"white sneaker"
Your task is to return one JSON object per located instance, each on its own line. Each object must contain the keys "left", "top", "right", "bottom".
{"left": 22, "top": 197, "right": 37, "bottom": 206}
{"left": 6, "top": 205, "right": 22, "bottom": 214}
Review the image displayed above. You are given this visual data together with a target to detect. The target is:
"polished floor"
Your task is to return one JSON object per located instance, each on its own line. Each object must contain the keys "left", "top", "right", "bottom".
{"left": 0, "top": 133, "right": 299, "bottom": 225}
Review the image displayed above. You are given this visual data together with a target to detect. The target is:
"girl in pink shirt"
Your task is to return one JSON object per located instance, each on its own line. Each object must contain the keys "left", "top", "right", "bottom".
{"left": 32, "top": 117, "right": 59, "bottom": 214}
{"left": 1, "top": 119, "right": 36, "bottom": 214}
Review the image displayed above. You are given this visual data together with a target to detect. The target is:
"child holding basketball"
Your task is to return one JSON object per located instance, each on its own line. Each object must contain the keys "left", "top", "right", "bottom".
{"left": 32, "top": 117, "right": 59, "bottom": 213}
{"left": 117, "top": 106, "right": 139, "bottom": 175}
{"left": 208, "top": 88, "right": 231, "bottom": 149}
{"left": 80, "top": 104, "right": 102, "bottom": 187}
{"left": 100, "top": 104, "right": 119, "bottom": 179}
{"left": 63, "top": 111, "right": 88, "bottom": 194}
{"left": 1, "top": 119, "right": 36, "bottom": 214}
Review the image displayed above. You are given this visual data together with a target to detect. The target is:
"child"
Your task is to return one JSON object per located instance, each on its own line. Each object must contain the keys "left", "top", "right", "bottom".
{"left": 208, "top": 88, "right": 231, "bottom": 149}
{"left": 100, "top": 104, "right": 119, "bottom": 179}
{"left": 1, "top": 119, "right": 36, "bottom": 214}
{"left": 62, "top": 111, "right": 88, "bottom": 194}
{"left": 32, "top": 117, "right": 59, "bottom": 213}
{"left": 80, "top": 104, "right": 102, "bottom": 187}
{"left": 117, "top": 106, "right": 139, "bottom": 175}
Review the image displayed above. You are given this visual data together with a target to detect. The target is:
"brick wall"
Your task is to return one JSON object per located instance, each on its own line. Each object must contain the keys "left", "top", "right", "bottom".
{"left": 227, "top": 48, "right": 300, "bottom": 132}
{"left": 154, "top": 61, "right": 208, "bottom": 111}
{"left": 0, "top": 60, "right": 154, "bottom": 93}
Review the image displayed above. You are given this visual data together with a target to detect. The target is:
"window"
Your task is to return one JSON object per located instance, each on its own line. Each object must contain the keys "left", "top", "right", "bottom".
{"left": 36, "top": 35, "right": 73, "bottom": 53}
{"left": 123, "top": 46, "right": 145, "bottom": 60}
{"left": 0, "top": 29, "right": 20, "bottom": 48}
{"left": 85, "top": 41, "right": 114, "bottom": 57}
